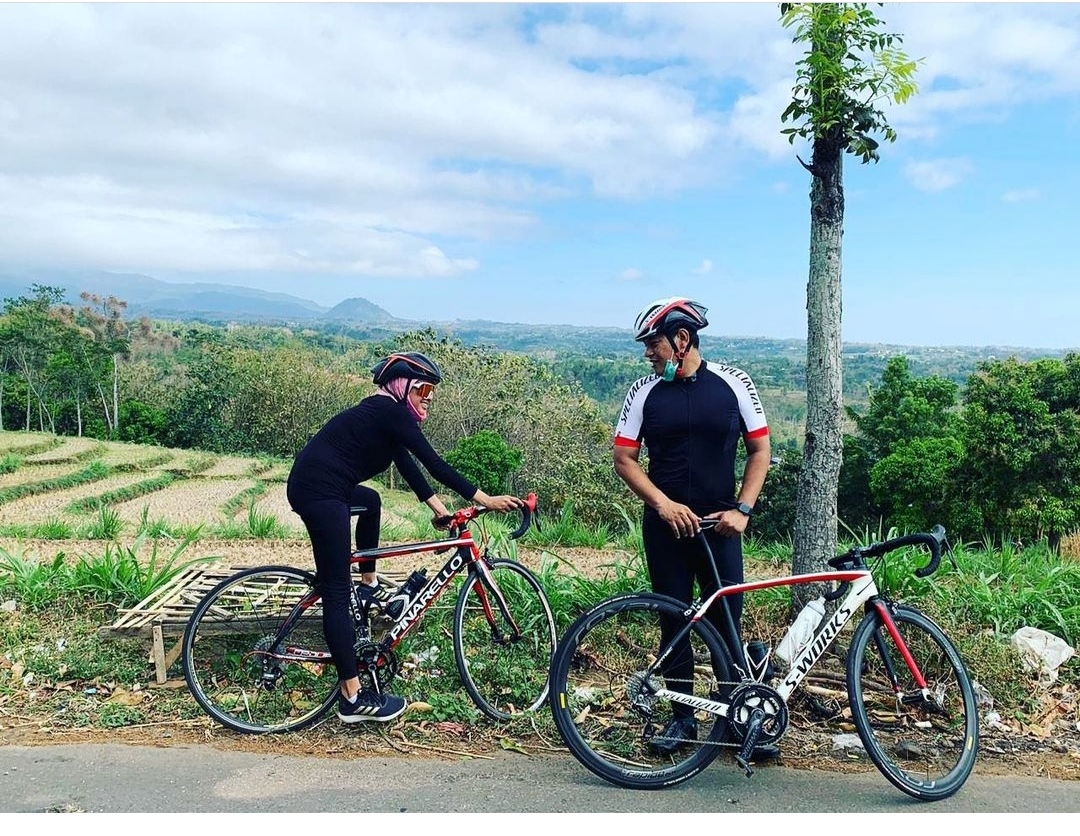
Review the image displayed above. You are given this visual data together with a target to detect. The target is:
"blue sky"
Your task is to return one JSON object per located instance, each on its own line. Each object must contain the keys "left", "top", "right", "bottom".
{"left": 1, "top": 2, "right": 1078, "bottom": 349}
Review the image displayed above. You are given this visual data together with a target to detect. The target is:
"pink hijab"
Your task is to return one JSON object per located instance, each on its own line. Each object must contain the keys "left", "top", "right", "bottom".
{"left": 376, "top": 378, "right": 426, "bottom": 422}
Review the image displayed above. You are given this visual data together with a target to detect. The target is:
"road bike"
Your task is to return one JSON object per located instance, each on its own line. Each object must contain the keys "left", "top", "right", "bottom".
{"left": 548, "top": 522, "right": 979, "bottom": 801}
{"left": 183, "top": 492, "right": 556, "bottom": 733}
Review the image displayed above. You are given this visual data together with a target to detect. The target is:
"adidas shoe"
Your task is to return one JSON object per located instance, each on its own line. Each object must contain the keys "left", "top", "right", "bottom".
{"left": 337, "top": 690, "right": 407, "bottom": 723}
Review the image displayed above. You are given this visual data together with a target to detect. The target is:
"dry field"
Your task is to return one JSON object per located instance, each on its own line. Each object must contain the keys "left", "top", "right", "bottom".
{"left": 0, "top": 430, "right": 617, "bottom": 579}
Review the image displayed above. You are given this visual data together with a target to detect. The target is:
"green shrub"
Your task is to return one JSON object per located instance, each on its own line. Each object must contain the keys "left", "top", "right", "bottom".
{"left": 445, "top": 430, "right": 523, "bottom": 495}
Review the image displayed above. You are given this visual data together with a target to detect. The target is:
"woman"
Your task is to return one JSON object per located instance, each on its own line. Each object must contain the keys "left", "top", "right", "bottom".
{"left": 287, "top": 351, "right": 522, "bottom": 723}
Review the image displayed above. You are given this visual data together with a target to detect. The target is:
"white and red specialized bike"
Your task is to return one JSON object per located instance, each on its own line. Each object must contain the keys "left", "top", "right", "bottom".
{"left": 548, "top": 523, "right": 979, "bottom": 801}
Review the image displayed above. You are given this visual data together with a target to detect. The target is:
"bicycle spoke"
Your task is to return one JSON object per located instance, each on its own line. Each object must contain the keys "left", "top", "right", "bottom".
{"left": 183, "top": 567, "right": 338, "bottom": 734}
{"left": 453, "top": 560, "right": 556, "bottom": 721}
{"left": 549, "top": 593, "right": 733, "bottom": 790}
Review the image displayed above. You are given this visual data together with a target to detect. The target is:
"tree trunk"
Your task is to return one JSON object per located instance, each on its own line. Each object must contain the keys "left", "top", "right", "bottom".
{"left": 793, "top": 137, "right": 845, "bottom": 607}
{"left": 112, "top": 353, "right": 120, "bottom": 436}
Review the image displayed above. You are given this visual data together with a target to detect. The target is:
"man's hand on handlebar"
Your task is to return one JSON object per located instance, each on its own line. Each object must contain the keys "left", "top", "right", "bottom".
{"left": 704, "top": 509, "right": 750, "bottom": 538}
{"left": 657, "top": 498, "right": 701, "bottom": 539}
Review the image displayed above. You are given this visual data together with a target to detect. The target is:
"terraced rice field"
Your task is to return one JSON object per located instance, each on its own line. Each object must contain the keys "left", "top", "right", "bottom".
{"left": 0, "top": 430, "right": 589, "bottom": 579}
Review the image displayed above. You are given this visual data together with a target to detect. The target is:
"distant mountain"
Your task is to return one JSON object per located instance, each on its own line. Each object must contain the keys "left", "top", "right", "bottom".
{"left": 0, "top": 270, "right": 1071, "bottom": 364}
{"left": 0, "top": 270, "right": 327, "bottom": 322}
{"left": 325, "top": 296, "right": 398, "bottom": 323}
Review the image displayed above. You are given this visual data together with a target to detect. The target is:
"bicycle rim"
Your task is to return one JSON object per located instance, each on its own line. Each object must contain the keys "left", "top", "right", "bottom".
{"left": 182, "top": 566, "right": 338, "bottom": 734}
{"left": 846, "top": 604, "right": 979, "bottom": 801}
{"left": 549, "top": 593, "right": 732, "bottom": 790}
{"left": 453, "top": 559, "right": 556, "bottom": 721}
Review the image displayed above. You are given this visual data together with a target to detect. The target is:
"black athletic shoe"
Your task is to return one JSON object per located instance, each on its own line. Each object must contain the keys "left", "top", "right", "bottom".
{"left": 751, "top": 744, "right": 782, "bottom": 761}
{"left": 337, "top": 690, "right": 407, "bottom": 723}
{"left": 648, "top": 716, "right": 698, "bottom": 756}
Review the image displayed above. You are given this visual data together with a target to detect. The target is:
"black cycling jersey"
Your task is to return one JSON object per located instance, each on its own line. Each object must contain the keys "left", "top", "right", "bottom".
{"left": 286, "top": 393, "right": 478, "bottom": 683}
{"left": 287, "top": 393, "right": 477, "bottom": 507}
{"left": 613, "top": 360, "right": 769, "bottom": 513}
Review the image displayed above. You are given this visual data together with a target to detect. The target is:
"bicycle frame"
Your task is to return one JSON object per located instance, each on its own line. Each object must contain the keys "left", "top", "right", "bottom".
{"left": 652, "top": 566, "right": 927, "bottom": 719}
{"left": 350, "top": 531, "right": 510, "bottom": 646}
{"left": 271, "top": 513, "right": 523, "bottom": 666}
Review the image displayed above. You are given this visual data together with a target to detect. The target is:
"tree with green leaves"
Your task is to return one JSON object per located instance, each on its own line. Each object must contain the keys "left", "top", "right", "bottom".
{"left": 840, "top": 356, "right": 963, "bottom": 534}
{"left": 0, "top": 285, "right": 69, "bottom": 433}
{"left": 958, "top": 355, "right": 1080, "bottom": 552}
{"left": 779, "top": 3, "right": 918, "bottom": 590}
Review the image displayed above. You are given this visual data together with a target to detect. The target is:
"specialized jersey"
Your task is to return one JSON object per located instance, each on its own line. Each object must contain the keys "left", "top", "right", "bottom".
{"left": 613, "top": 360, "right": 769, "bottom": 512}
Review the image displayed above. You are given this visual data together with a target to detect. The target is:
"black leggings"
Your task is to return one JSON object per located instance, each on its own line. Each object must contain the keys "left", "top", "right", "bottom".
{"left": 291, "top": 484, "right": 381, "bottom": 681}
{"left": 642, "top": 511, "right": 744, "bottom": 719}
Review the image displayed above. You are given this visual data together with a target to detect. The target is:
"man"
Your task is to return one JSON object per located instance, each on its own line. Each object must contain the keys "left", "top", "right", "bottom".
{"left": 612, "top": 296, "right": 774, "bottom": 757}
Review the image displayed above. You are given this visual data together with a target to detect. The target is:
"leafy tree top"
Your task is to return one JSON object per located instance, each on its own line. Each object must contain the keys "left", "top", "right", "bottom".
{"left": 780, "top": 2, "right": 920, "bottom": 164}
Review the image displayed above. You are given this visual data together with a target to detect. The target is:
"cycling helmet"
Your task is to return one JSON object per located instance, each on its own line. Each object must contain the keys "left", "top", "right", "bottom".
{"left": 633, "top": 297, "right": 709, "bottom": 342}
{"left": 371, "top": 352, "right": 443, "bottom": 386}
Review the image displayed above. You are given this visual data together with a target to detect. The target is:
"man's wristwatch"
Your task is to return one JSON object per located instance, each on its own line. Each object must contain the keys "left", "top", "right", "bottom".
{"left": 735, "top": 502, "right": 754, "bottom": 517}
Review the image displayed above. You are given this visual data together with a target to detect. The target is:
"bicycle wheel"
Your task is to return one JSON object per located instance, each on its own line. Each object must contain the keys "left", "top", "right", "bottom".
{"left": 453, "top": 558, "right": 557, "bottom": 721}
{"left": 846, "top": 603, "right": 979, "bottom": 801}
{"left": 183, "top": 565, "right": 339, "bottom": 734}
{"left": 549, "top": 592, "right": 734, "bottom": 790}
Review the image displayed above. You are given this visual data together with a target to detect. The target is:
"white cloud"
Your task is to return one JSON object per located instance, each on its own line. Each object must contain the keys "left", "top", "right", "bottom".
{"left": 0, "top": 2, "right": 1077, "bottom": 287}
{"left": 903, "top": 158, "right": 973, "bottom": 193}
{"left": 1001, "top": 188, "right": 1041, "bottom": 204}
{"left": 691, "top": 259, "right": 713, "bottom": 276}
{"left": 619, "top": 268, "right": 644, "bottom": 282}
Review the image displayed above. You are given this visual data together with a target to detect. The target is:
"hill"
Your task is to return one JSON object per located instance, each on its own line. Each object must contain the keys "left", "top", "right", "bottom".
{"left": 1, "top": 271, "right": 1071, "bottom": 387}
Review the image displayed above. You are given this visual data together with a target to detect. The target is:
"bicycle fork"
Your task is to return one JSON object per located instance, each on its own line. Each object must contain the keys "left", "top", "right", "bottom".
{"left": 868, "top": 601, "right": 937, "bottom": 710}
{"left": 471, "top": 563, "right": 522, "bottom": 645}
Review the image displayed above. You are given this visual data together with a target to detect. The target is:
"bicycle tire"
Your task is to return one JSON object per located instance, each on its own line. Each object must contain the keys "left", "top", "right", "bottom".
{"left": 453, "top": 558, "right": 556, "bottom": 721}
{"left": 182, "top": 565, "right": 339, "bottom": 734}
{"left": 846, "top": 603, "right": 979, "bottom": 801}
{"left": 549, "top": 592, "right": 734, "bottom": 790}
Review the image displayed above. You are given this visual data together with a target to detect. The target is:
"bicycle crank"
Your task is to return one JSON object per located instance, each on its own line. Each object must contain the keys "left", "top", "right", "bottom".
{"left": 727, "top": 682, "right": 788, "bottom": 746}
{"left": 355, "top": 641, "right": 398, "bottom": 692}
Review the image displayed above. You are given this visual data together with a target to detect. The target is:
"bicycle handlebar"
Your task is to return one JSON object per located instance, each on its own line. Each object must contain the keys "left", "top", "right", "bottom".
{"left": 507, "top": 492, "right": 538, "bottom": 539}
{"left": 440, "top": 492, "right": 539, "bottom": 541}
{"left": 850, "top": 524, "right": 950, "bottom": 577}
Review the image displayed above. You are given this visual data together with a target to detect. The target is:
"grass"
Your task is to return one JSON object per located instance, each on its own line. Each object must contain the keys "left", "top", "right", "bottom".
{"left": 0, "top": 427, "right": 1077, "bottom": 736}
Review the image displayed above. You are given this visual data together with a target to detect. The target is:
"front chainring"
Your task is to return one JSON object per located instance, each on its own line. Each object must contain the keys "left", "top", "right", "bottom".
{"left": 726, "top": 682, "right": 788, "bottom": 746}
{"left": 355, "top": 641, "right": 398, "bottom": 691}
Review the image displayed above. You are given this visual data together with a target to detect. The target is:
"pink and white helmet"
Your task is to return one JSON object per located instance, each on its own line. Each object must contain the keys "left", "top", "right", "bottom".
{"left": 632, "top": 297, "right": 709, "bottom": 342}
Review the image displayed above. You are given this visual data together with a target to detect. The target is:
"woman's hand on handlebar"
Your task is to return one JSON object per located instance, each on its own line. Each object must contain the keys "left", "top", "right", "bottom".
{"left": 473, "top": 491, "right": 524, "bottom": 514}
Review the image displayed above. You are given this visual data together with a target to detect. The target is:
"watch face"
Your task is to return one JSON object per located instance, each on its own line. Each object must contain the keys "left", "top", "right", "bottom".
{"left": 737, "top": 503, "right": 753, "bottom": 516}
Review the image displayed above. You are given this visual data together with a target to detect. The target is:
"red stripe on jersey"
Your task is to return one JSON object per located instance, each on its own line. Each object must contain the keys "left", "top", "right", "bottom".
{"left": 745, "top": 426, "right": 770, "bottom": 439}
{"left": 613, "top": 435, "right": 641, "bottom": 449}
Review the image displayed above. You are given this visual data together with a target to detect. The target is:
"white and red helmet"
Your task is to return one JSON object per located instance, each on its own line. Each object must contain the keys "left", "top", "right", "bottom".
{"left": 632, "top": 297, "right": 709, "bottom": 342}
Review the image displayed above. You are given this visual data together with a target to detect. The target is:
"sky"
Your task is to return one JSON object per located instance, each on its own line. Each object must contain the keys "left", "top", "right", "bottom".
{"left": 1, "top": 2, "right": 1078, "bottom": 350}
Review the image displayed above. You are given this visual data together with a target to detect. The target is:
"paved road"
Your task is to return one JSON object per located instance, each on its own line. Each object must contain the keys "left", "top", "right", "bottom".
{"left": 1, "top": 742, "right": 1077, "bottom": 814}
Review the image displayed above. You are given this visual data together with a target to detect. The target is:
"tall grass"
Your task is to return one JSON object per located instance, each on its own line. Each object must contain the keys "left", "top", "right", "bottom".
{"left": 0, "top": 547, "right": 68, "bottom": 610}
{"left": 68, "top": 532, "right": 219, "bottom": 607}
{"left": 525, "top": 500, "right": 613, "bottom": 549}
{"left": 0, "top": 533, "right": 218, "bottom": 611}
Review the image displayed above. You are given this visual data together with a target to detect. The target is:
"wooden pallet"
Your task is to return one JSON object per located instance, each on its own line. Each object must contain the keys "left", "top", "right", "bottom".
{"left": 98, "top": 564, "right": 407, "bottom": 685}
{"left": 98, "top": 565, "right": 241, "bottom": 685}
